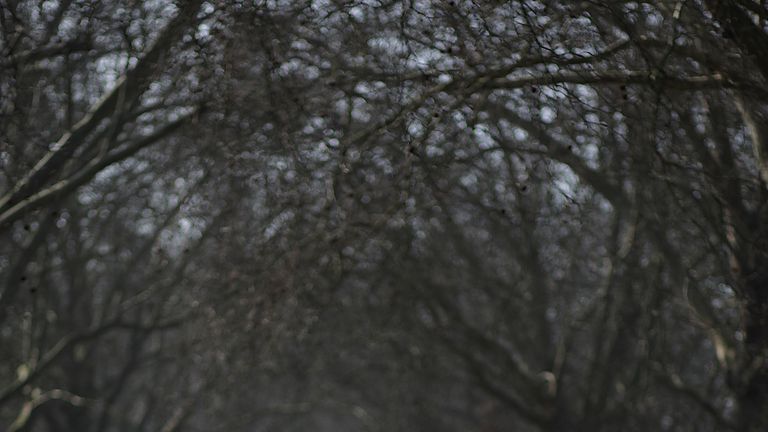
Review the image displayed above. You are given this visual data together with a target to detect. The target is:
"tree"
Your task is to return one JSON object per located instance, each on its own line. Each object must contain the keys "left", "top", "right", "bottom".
{"left": 2, "top": 1, "right": 768, "bottom": 431}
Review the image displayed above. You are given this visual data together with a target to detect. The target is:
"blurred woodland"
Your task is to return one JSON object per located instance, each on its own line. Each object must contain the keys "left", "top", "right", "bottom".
{"left": 2, "top": 1, "right": 768, "bottom": 431}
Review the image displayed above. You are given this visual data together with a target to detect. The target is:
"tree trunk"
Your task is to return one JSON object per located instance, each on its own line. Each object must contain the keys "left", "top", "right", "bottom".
{"left": 739, "top": 267, "right": 768, "bottom": 431}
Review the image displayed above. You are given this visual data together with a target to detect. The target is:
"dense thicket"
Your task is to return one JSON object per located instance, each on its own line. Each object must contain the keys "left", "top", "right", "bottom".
{"left": 2, "top": 1, "right": 768, "bottom": 431}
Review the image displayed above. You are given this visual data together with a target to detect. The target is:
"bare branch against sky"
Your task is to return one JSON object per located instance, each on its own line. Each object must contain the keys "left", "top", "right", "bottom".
{"left": 1, "top": 1, "right": 768, "bottom": 431}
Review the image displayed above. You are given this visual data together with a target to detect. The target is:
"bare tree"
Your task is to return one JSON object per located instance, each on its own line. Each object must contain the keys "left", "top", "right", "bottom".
{"left": 2, "top": 1, "right": 768, "bottom": 431}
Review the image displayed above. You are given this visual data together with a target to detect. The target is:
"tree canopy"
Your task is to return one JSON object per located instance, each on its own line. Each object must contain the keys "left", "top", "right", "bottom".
{"left": 1, "top": 1, "right": 768, "bottom": 431}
